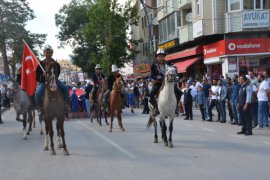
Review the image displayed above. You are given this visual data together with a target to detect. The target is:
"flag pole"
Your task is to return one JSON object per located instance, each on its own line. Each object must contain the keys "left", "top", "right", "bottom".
{"left": 22, "top": 39, "right": 45, "bottom": 73}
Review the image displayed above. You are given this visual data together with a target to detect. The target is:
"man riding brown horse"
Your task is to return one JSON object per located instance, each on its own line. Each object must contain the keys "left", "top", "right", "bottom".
{"left": 35, "top": 45, "right": 70, "bottom": 114}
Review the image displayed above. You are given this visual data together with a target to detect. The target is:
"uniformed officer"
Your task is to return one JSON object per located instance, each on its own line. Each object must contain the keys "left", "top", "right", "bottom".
{"left": 237, "top": 75, "right": 253, "bottom": 136}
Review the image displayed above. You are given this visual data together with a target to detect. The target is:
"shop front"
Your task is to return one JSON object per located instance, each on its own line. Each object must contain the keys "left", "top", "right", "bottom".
{"left": 165, "top": 45, "right": 206, "bottom": 79}
{"left": 203, "top": 38, "right": 270, "bottom": 78}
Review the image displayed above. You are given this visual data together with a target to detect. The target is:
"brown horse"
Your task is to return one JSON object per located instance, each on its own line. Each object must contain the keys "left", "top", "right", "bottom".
{"left": 109, "top": 76, "right": 125, "bottom": 132}
{"left": 43, "top": 62, "right": 69, "bottom": 155}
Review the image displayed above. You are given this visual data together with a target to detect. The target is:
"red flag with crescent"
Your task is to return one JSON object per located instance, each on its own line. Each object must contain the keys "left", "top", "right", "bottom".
{"left": 21, "top": 42, "right": 38, "bottom": 96}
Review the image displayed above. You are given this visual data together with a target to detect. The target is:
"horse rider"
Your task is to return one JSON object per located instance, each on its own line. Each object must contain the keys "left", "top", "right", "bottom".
{"left": 15, "top": 63, "right": 22, "bottom": 85}
{"left": 103, "top": 64, "right": 125, "bottom": 106}
{"left": 149, "top": 48, "right": 179, "bottom": 115}
{"left": 35, "top": 44, "right": 71, "bottom": 114}
{"left": 91, "top": 64, "right": 105, "bottom": 103}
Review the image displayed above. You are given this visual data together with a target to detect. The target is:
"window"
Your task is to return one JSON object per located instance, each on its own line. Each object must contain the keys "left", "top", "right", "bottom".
{"left": 229, "top": 0, "right": 241, "bottom": 11}
{"left": 195, "top": 0, "right": 200, "bottom": 16}
{"left": 264, "top": 0, "right": 270, "bottom": 8}
{"left": 255, "top": 0, "right": 262, "bottom": 9}
{"left": 244, "top": 0, "right": 254, "bottom": 9}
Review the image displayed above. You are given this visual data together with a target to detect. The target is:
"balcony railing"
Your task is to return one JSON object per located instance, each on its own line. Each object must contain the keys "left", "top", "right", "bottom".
{"left": 178, "top": 0, "right": 192, "bottom": 9}
{"left": 179, "top": 23, "right": 193, "bottom": 44}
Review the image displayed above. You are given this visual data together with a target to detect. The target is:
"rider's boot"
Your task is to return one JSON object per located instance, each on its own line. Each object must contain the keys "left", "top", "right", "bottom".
{"left": 150, "top": 99, "right": 159, "bottom": 116}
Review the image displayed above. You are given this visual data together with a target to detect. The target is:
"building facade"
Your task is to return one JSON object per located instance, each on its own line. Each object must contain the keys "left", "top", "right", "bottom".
{"left": 156, "top": 0, "right": 270, "bottom": 79}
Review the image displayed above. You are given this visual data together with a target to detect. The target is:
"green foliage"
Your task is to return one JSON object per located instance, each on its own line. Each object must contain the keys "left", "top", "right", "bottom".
{"left": 0, "top": 0, "right": 46, "bottom": 76}
{"left": 56, "top": 0, "right": 139, "bottom": 75}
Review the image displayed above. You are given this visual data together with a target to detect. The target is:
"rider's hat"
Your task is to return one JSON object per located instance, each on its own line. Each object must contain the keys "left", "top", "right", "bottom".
{"left": 43, "top": 44, "right": 54, "bottom": 52}
{"left": 156, "top": 48, "right": 166, "bottom": 57}
{"left": 95, "top": 64, "right": 101, "bottom": 69}
{"left": 111, "top": 64, "right": 119, "bottom": 72}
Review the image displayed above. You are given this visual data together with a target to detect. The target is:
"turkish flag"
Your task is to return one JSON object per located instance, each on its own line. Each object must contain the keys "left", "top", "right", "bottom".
{"left": 21, "top": 42, "right": 38, "bottom": 96}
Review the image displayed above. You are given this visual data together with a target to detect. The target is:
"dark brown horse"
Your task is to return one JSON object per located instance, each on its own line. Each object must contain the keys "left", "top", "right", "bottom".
{"left": 43, "top": 62, "right": 69, "bottom": 155}
{"left": 90, "top": 78, "right": 109, "bottom": 126}
{"left": 109, "top": 76, "right": 125, "bottom": 132}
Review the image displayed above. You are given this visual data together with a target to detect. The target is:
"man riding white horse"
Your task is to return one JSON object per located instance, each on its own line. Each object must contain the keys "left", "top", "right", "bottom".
{"left": 35, "top": 45, "right": 70, "bottom": 114}
{"left": 92, "top": 64, "right": 105, "bottom": 104}
{"left": 149, "top": 48, "right": 180, "bottom": 115}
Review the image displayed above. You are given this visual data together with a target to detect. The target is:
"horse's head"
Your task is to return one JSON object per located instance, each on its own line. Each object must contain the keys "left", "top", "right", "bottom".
{"left": 45, "top": 62, "right": 58, "bottom": 92}
{"left": 6, "top": 79, "right": 20, "bottom": 98}
{"left": 165, "top": 65, "right": 177, "bottom": 82}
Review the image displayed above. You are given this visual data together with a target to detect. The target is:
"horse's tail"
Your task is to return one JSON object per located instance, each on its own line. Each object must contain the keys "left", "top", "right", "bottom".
{"left": 146, "top": 115, "right": 154, "bottom": 129}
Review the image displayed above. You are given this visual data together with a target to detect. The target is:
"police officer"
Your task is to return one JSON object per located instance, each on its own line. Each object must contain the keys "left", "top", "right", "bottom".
{"left": 237, "top": 75, "right": 253, "bottom": 136}
{"left": 35, "top": 44, "right": 70, "bottom": 113}
{"left": 92, "top": 64, "right": 105, "bottom": 103}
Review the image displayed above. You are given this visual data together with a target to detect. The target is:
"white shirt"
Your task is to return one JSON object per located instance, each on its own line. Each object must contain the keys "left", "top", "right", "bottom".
{"left": 257, "top": 79, "right": 270, "bottom": 101}
{"left": 190, "top": 85, "right": 198, "bottom": 97}
{"left": 217, "top": 87, "right": 221, "bottom": 100}
{"left": 211, "top": 85, "right": 219, "bottom": 100}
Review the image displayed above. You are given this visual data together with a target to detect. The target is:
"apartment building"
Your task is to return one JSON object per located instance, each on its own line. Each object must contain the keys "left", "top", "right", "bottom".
{"left": 156, "top": 0, "right": 270, "bottom": 79}
{"left": 131, "top": 0, "right": 159, "bottom": 78}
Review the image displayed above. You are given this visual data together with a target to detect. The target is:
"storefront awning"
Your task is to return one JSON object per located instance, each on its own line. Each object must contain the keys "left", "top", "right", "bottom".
{"left": 174, "top": 57, "right": 201, "bottom": 73}
{"left": 165, "top": 45, "right": 203, "bottom": 61}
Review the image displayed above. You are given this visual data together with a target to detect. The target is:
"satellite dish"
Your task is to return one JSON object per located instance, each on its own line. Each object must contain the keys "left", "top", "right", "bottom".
{"left": 152, "top": 17, "right": 159, "bottom": 25}
{"left": 185, "top": 13, "right": 192, "bottom": 23}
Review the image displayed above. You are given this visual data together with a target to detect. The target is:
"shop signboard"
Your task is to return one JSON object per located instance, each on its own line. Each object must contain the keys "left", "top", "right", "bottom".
{"left": 243, "top": 10, "right": 269, "bottom": 29}
{"left": 203, "top": 40, "right": 226, "bottom": 59}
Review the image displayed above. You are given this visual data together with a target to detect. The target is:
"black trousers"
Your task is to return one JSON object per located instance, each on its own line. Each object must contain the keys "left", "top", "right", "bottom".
{"left": 142, "top": 97, "right": 150, "bottom": 113}
{"left": 208, "top": 99, "right": 220, "bottom": 121}
{"left": 227, "top": 100, "right": 233, "bottom": 122}
{"left": 239, "top": 105, "right": 252, "bottom": 134}
{"left": 149, "top": 82, "right": 162, "bottom": 108}
{"left": 199, "top": 104, "right": 205, "bottom": 120}
{"left": 184, "top": 102, "right": 193, "bottom": 119}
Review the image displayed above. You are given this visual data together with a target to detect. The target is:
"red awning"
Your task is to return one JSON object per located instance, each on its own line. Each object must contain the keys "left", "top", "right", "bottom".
{"left": 165, "top": 45, "right": 203, "bottom": 61}
{"left": 174, "top": 57, "right": 201, "bottom": 73}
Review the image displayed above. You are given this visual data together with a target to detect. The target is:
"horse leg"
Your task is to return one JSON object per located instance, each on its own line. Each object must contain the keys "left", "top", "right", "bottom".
{"left": 22, "top": 114, "right": 27, "bottom": 140}
{"left": 109, "top": 111, "right": 113, "bottom": 132}
{"left": 59, "top": 120, "right": 69, "bottom": 155}
{"left": 49, "top": 121, "right": 56, "bottom": 155}
{"left": 117, "top": 110, "right": 125, "bottom": 131}
{"left": 27, "top": 112, "right": 33, "bottom": 135}
{"left": 44, "top": 118, "right": 49, "bottom": 151}
{"left": 33, "top": 111, "right": 36, "bottom": 128}
{"left": 160, "top": 118, "right": 168, "bottom": 146}
{"left": 105, "top": 107, "right": 109, "bottom": 125}
{"left": 168, "top": 118, "right": 174, "bottom": 148}
{"left": 153, "top": 118, "right": 158, "bottom": 143}
{"left": 39, "top": 114, "right": 44, "bottom": 135}
{"left": 98, "top": 106, "right": 102, "bottom": 126}
{"left": 56, "top": 121, "right": 63, "bottom": 148}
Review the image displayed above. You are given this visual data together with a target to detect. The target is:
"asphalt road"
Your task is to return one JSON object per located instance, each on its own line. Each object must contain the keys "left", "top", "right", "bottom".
{"left": 0, "top": 108, "right": 270, "bottom": 180}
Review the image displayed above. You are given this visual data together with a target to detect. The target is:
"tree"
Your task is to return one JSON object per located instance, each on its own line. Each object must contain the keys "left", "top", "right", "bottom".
{"left": 0, "top": 0, "right": 46, "bottom": 76}
{"left": 56, "top": 0, "right": 139, "bottom": 75}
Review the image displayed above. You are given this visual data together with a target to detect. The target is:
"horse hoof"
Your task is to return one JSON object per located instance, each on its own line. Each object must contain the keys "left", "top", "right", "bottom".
{"left": 50, "top": 150, "right": 56, "bottom": 155}
{"left": 109, "top": 129, "right": 112, "bottom": 133}
{"left": 122, "top": 128, "right": 125, "bottom": 131}
{"left": 164, "top": 142, "right": 168, "bottom": 147}
{"left": 58, "top": 144, "right": 63, "bottom": 149}
{"left": 23, "top": 137, "right": 27, "bottom": 140}
{"left": 40, "top": 131, "right": 44, "bottom": 135}
{"left": 29, "top": 128, "right": 32, "bottom": 131}
{"left": 106, "top": 122, "right": 109, "bottom": 126}
{"left": 63, "top": 150, "right": 69, "bottom": 156}
{"left": 153, "top": 139, "right": 158, "bottom": 143}
{"left": 44, "top": 146, "right": 49, "bottom": 151}
{"left": 168, "top": 143, "right": 173, "bottom": 148}
{"left": 26, "top": 132, "right": 30, "bottom": 135}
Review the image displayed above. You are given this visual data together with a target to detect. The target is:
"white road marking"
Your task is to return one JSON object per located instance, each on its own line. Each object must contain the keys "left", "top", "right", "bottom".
{"left": 78, "top": 121, "right": 137, "bottom": 159}
{"left": 201, "top": 128, "right": 216, "bottom": 132}
{"left": 228, "top": 134, "right": 246, "bottom": 139}
{"left": 261, "top": 141, "right": 270, "bottom": 145}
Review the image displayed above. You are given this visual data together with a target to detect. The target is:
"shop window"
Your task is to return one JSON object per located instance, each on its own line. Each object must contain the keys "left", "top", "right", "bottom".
{"left": 264, "top": 0, "right": 270, "bottom": 8}
{"left": 244, "top": 0, "right": 254, "bottom": 9}
{"left": 229, "top": 0, "right": 241, "bottom": 11}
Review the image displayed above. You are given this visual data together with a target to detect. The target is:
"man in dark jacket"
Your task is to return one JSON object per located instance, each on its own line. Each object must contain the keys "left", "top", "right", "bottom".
{"left": 183, "top": 83, "right": 193, "bottom": 120}
{"left": 92, "top": 64, "right": 105, "bottom": 103}
{"left": 35, "top": 44, "right": 70, "bottom": 113}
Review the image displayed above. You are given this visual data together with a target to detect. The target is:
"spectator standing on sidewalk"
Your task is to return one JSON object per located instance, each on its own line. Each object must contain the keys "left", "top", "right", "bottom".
{"left": 190, "top": 81, "right": 198, "bottom": 107}
{"left": 142, "top": 80, "right": 150, "bottom": 114}
{"left": 84, "top": 81, "right": 93, "bottom": 118}
{"left": 237, "top": 75, "right": 253, "bottom": 135}
{"left": 196, "top": 84, "right": 206, "bottom": 120}
{"left": 208, "top": 79, "right": 220, "bottom": 122}
{"left": 183, "top": 83, "right": 193, "bottom": 120}
{"left": 231, "top": 75, "right": 241, "bottom": 125}
{"left": 202, "top": 78, "right": 211, "bottom": 120}
{"left": 128, "top": 88, "right": 135, "bottom": 113}
{"left": 226, "top": 77, "right": 234, "bottom": 123}
{"left": 133, "top": 84, "right": 140, "bottom": 108}
{"left": 217, "top": 79, "right": 227, "bottom": 123}
{"left": 257, "top": 72, "right": 270, "bottom": 129}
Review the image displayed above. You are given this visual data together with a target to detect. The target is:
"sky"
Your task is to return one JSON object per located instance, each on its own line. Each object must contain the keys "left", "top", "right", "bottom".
{"left": 26, "top": 0, "right": 128, "bottom": 61}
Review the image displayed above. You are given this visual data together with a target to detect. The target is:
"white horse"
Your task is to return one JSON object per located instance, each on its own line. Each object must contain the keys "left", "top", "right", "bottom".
{"left": 147, "top": 65, "right": 177, "bottom": 148}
